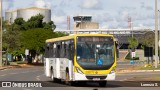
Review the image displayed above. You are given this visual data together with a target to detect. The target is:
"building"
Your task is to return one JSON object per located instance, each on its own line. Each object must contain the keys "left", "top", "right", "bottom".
{"left": 5, "top": 10, "right": 17, "bottom": 23}
{"left": 73, "top": 16, "right": 99, "bottom": 31}
{"left": 5, "top": 7, "right": 51, "bottom": 23}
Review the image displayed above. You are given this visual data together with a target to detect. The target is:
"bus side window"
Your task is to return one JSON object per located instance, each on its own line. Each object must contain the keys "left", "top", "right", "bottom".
{"left": 66, "top": 43, "right": 70, "bottom": 59}
{"left": 56, "top": 43, "right": 61, "bottom": 58}
{"left": 49, "top": 43, "right": 53, "bottom": 58}
{"left": 45, "top": 44, "right": 49, "bottom": 58}
{"left": 115, "top": 41, "right": 119, "bottom": 58}
{"left": 69, "top": 40, "right": 74, "bottom": 60}
{"left": 53, "top": 43, "right": 56, "bottom": 58}
{"left": 64, "top": 43, "right": 67, "bottom": 58}
{"left": 60, "top": 42, "right": 65, "bottom": 58}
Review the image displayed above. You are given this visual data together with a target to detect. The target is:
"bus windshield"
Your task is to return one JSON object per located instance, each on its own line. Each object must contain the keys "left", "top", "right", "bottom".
{"left": 76, "top": 36, "right": 115, "bottom": 70}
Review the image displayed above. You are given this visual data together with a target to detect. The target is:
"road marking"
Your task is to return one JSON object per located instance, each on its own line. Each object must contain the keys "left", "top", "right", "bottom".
{"left": 23, "top": 88, "right": 32, "bottom": 90}
{"left": 36, "top": 75, "right": 40, "bottom": 81}
{"left": 0, "top": 69, "right": 7, "bottom": 71}
{"left": 0, "top": 70, "right": 42, "bottom": 77}
{"left": 21, "top": 71, "right": 30, "bottom": 73}
{"left": 36, "top": 77, "right": 40, "bottom": 81}
{"left": 36, "top": 74, "right": 44, "bottom": 81}
{"left": 0, "top": 74, "right": 7, "bottom": 77}
{"left": 10, "top": 73, "right": 17, "bottom": 75}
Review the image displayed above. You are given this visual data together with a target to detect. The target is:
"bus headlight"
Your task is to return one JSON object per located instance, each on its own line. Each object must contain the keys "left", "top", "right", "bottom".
{"left": 76, "top": 67, "right": 83, "bottom": 74}
{"left": 109, "top": 67, "right": 116, "bottom": 74}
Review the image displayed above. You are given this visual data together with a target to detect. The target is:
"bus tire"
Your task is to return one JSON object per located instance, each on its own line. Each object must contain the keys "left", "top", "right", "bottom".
{"left": 70, "top": 81, "right": 75, "bottom": 86}
{"left": 65, "top": 72, "right": 69, "bottom": 85}
{"left": 99, "top": 81, "right": 107, "bottom": 87}
{"left": 51, "top": 69, "right": 55, "bottom": 82}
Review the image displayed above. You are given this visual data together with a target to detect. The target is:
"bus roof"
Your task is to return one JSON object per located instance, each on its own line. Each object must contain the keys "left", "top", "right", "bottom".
{"left": 46, "top": 34, "right": 113, "bottom": 43}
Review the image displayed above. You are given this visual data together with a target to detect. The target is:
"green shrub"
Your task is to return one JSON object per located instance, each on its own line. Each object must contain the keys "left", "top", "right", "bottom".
{"left": 125, "top": 52, "right": 139, "bottom": 60}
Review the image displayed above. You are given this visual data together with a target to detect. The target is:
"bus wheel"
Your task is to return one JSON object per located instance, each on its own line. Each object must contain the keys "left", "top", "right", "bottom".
{"left": 65, "top": 72, "right": 69, "bottom": 85}
{"left": 65, "top": 72, "right": 75, "bottom": 86}
{"left": 51, "top": 70, "right": 55, "bottom": 82}
{"left": 99, "top": 81, "right": 107, "bottom": 87}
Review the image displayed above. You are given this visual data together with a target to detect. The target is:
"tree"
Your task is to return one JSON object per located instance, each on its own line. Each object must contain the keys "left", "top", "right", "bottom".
{"left": 128, "top": 36, "right": 139, "bottom": 60}
{"left": 14, "top": 18, "right": 26, "bottom": 31}
{"left": 2, "top": 14, "right": 62, "bottom": 62}
{"left": 140, "top": 31, "right": 155, "bottom": 48}
{"left": 2, "top": 21, "right": 23, "bottom": 62}
{"left": 14, "top": 18, "right": 25, "bottom": 25}
{"left": 21, "top": 28, "right": 56, "bottom": 56}
{"left": 26, "top": 14, "right": 44, "bottom": 29}
{"left": 2, "top": 21, "right": 22, "bottom": 54}
{"left": 128, "top": 36, "right": 139, "bottom": 51}
{"left": 15, "top": 14, "right": 57, "bottom": 31}
{"left": 56, "top": 32, "right": 69, "bottom": 37}
{"left": 43, "top": 21, "right": 56, "bottom": 31}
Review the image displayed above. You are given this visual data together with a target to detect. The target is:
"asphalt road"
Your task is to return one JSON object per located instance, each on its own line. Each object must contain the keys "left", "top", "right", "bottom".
{"left": 116, "top": 61, "right": 144, "bottom": 70}
{"left": 0, "top": 66, "right": 160, "bottom": 90}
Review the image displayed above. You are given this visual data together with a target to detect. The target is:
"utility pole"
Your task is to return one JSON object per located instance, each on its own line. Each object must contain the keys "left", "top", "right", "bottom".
{"left": 0, "top": 0, "right": 2, "bottom": 67}
{"left": 155, "top": 0, "right": 158, "bottom": 68}
{"left": 128, "top": 15, "right": 133, "bottom": 37}
{"left": 158, "top": 10, "right": 160, "bottom": 64}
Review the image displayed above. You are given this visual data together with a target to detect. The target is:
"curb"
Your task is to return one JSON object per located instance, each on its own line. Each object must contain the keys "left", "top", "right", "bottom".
{"left": 0, "top": 65, "right": 35, "bottom": 70}
{"left": 117, "top": 70, "right": 160, "bottom": 73}
{"left": 0, "top": 67, "right": 8, "bottom": 70}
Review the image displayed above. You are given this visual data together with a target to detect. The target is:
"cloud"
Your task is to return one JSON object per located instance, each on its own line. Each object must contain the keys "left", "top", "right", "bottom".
{"left": 117, "top": 11, "right": 129, "bottom": 22}
{"left": 53, "top": 8, "right": 66, "bottom": 16}
{"left": 51, "top": 7, "right": 66, "bottom": 25}
{"left": 145, "top": 6, "right": 153, "bottom": 10}
{"left": 106, "top": 19, "right": 119, "bottom": 29}
{"left": 120, "top": 7, "right": 136, "bottom": 11}
{"left": 59, "top": 0, "right": 74, "bottom": 6}
{"left": 93, "top": 13, "right": 113, "bottom": 23}
{"left": 140, "top": 2, "right": 153, "bottom": 11}
{"left": 93, "top": 11, "right": 129, "bottom": 29}
{"left": 2, "top": 0, "right": 14, "bottom": 11}
{"left": 35, "top": 0, "right": 51, "bottom": 8}
{"left": 114, "top": 3, "right": 155, "bottom": 29}
{"left": 140, "top": 2, "right": 145, "bottom": 8}
{"left": 101, "top": 24, "right": 109, "bottom": 29}
{"left": 35, "top": 0, "right": 45, "bottom": 8}
{"left": 52, "top": 15, "right": 66, "bottom": 24}
{"left": 80, "top": 0, "right": 102, "bottom": 10}
{"left": 45, "top": 0, "right": 52, "bottom": 8}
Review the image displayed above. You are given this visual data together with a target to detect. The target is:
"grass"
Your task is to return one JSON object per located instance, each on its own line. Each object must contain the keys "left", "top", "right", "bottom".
{"left": 125, "top": 52, "right": 139, "bottom": 60}
{"left": 127, "top": 75, "right": 160, "bottom": 81}
{"left": 154, "top": 76, "right": 160, "bottom": 79}
{"left": 16, "top": 61, "right": 28, "bottom": 64}
{"left": 9, "top": 61, "right": 28, "bottom": 65}
{"left": 140, "top": 64, "right": 160, "bottom": 70}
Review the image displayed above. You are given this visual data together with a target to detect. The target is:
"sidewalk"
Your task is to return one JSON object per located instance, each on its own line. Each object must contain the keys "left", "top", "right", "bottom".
{"left": 0, "top": 64, "right": 36, "bottom": 70}
{"left": 117, "top": 69, "right": 160, "bottom": 73}
{"left": 117, "top": 65, "right": 160, "bottom": 73}
{"left": 0, "top": 66, "right": 8, "bottom": 70}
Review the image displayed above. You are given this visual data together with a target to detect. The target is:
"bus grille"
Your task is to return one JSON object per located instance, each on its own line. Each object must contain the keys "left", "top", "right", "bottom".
{"left": 86, "top": 76, "right": 107, "bottom": 80}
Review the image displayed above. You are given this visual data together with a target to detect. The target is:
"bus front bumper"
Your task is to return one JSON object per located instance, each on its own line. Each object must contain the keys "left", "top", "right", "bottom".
{"left": 73, "top": 72, "right": 116, "bottom": 81}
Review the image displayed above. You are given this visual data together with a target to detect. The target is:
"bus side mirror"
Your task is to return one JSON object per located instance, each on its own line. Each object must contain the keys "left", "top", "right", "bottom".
{"left": 115, "top": 42, "right": 119, "bottom": 58}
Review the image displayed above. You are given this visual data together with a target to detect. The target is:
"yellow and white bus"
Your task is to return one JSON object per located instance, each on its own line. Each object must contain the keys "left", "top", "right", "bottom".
{"left": 44, "top": 34, "right": 116, "bottom": 87}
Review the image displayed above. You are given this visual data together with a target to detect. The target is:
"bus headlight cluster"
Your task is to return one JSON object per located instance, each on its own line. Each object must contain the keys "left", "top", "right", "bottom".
{"left": 76, "top": 67, "right": 83, "bottom": 74}
{"left": 109, "top": 67, "right": 116, "bottom": 74}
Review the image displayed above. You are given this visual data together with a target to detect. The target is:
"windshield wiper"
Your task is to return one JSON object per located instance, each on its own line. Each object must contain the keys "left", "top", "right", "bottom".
{"left": 84, "top": 42, "right": 94, "bottom": 54}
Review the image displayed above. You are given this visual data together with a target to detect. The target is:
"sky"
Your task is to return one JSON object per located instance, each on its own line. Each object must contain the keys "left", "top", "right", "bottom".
{"left": 2, "top": 0, "right": 160, "bottom": 30}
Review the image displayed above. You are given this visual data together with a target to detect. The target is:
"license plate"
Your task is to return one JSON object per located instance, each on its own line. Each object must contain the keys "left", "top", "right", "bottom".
{"left": 85, "top": 71, "right": 94, "bottom": 74}
{"left": 93, "top": 78, "right": 100, "bottom": 81}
